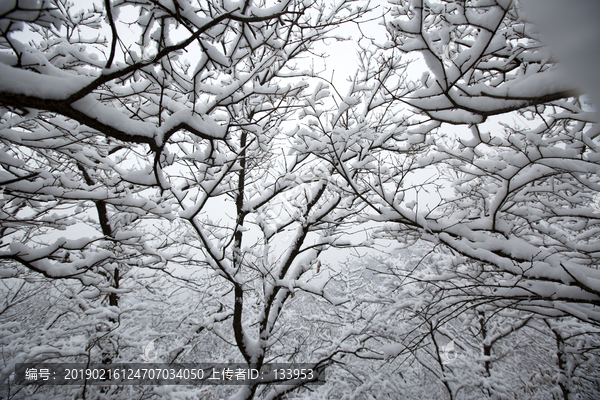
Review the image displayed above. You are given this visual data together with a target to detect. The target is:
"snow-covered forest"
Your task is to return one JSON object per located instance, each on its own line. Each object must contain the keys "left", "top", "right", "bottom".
{"left": 1, "top": 0, "right": 599, "bottom": 399}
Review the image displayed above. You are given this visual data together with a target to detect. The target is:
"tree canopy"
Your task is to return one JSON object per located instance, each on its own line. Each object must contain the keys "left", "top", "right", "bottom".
{"left": 1, "top": 0, "right": 599, "bottom": 399}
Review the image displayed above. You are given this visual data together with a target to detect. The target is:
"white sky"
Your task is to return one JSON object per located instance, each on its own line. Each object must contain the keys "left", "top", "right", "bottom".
{"left": 520, "top": 0, "right": 600, "bottom": 109}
